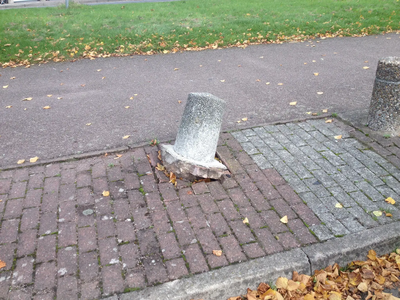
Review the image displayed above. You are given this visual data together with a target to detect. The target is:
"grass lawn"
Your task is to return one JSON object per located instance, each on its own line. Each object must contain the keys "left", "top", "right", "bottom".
{"left": 0, "top": 0, "right": 399, "bottom": 67}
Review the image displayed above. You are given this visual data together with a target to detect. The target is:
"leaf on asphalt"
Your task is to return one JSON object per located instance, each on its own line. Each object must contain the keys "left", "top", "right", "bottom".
{"left": 212, "top": 250, "right": 222, "bottom": 257}
{"left": 278, "top": 83, "right": 283, "bottom": 85}
{"left": 29, "top": 156, "right": 39, "bottom": 163}
{"left": 125, "top": 106, "right": 130, "bottom": 109}
{"left": 314, "top": 73, "right": 319, "bottom": 76}
{"left": 6, "top": 105, "right": 12, "bottom": 108}
{"left": 385, "top": 197, "right": 396, "bottom": 205}
{"left": 373, "top": 210, "right": 382, "bottom": 217}
{"left": 174, "top": 68, "right": 179, "bottom": 71}
{"left": 97, "top": 69, "right": 101, "bottom": 72}
{"left": 242, "top": 117, "right": 248, "bottom": 121}
{"left": 86, "top": 123, "right": 92, "bottom": 126}
{"left": 322, "top": 109, "right": 328, "bottom": 113}
{"left": 326, "top": 119, "right": 333, "bottom": 123}
{"left": 256, "top": 79, "right": 261, "bottom": 82}
{"left": 23, "top": 97, "right": 32, "bottom": 101}
{"left": 220, "top": 79, "right": 225, "bottom": 82}
{"left": 102, "top": 191, "right": 110, "bottom": 197}
{"left": 266, "top": 82, "right": 270, "bottom": 85}
{"left": 312, "top": 60, "right": 316, "bottom": 62}
{"left": 280, "top": 215, "right": 288, "bottom": 224}
{"left": 187, "top": 190, "right": 193, "bottom": 195}
{"left": 10, "top": 77, "right": 16, "bottom": 79}
{"left": 0, "top": 260, "right": 6, "bottom": 270}
{"left": 334, "top": 135, "right": 342, "bottom": 140}
{"left": 312, "top": 113, "right": 318, "bottom": 116}
{"left": 3, "top": 85, "right": 8, "bottom": 89}
{"left": 243, "top": 217, "right": 249, "bottom": 224}
{"left": 17, "top": 159, "right": 25, "bottom": 164}
{"left": 122, "top": 135, "right": 130, "bottom": 139}
{"left": 306, "top": 112, "right": 312, "bottom": 115}
{"left": 43, "top": 106, "right": 51, "bottom": 109}
{"left": 130, "top": 96, "right": 134, "bottom": 100}
{"left": 290, "top": 102, "right": 297, "bottom": 106}
{"left": 178, "top": 100, "right": 182, "bottom": 104}
{"left": 81, "top": 84, "right": 86, "bottom": 87}
{"left": 335, "top": 203, "right": 343, "bottom": 208}
{"left": 102, "top": 77, "right": 106, "bottom": 79}
{"left": 363, "top": 66, "right": 370, "bottom": 69}
{"left": 47, "top": 95, "right": 52, "bottom": 97}
{"left": 156, "top": 163, "right": 165, "bottom": 171}
{"left": 317, "top": 91, "right": 324, "bottom": 95}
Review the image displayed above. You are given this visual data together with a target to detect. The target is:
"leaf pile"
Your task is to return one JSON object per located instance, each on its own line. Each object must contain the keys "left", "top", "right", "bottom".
{"left": 229, "top": 249, "right": 400, "bottom": 300}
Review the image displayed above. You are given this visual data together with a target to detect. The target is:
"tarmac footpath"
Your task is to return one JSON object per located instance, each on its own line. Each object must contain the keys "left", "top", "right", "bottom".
{"left": 1, "top": 116, "right": 400, "bottom": 299}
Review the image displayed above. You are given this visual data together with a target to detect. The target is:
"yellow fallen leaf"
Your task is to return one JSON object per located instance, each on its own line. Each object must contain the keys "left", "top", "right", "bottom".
{"left": 304, "top": 294, "right": 315, "bottom": 300}
{"left": 134, "top": 94, "right": 138, "bottom": 96}
{"left": 329, "top": 292, "right": 342, "bottom": 300}
{"left": 322, "top": 109, "right": 328, "bottom": 113}
{"left": 243, "top": 217, "right": 249, "bottom": 224}
{"left": 10, "top": 77, "right": 16, "bottom": 79}
{"left": 363, "top": 66, "right": 370, "bottom": 70}
{"left": 43, "top": 106, "right": 51, "bottom": 109}
{"left": 102, "top": 77, "right": 106, "bottom": 80}
{"left": 114, "top": 154, "right": 122, "bottom": 159}
{"left": 385, "top": 197, "right": 396, "bottom": 205}
{"left": 122, "top": 135, "right": 130, "bottom": 139}
{"left": 278, "top": 83, "right": 283, "bottom": 85}
{"left": 312, "top": 60, "right": 316, "bottom": 62}
{"left": 5, "top": 105, "right": 12, "bottom": 109}
{"left": 326, "top": 119, "right": 333, "bottom": 123}
{"left": 306, "top": 112, "right": 312, "bottom": 115}
{"left": 86, "top": 123, "right": 92, "bottom": 126}
{"left": 317, "top": 92, "right": 324, "bottom": 95}
{"left": 304, "top": 63, "right": 307, "bottom": 65}
{"left": 280, "top": 215, "right": 288, "bottom": 224}
{"left": 335, "top": 203, "right": 343, "bottom": 208}
{"left": 256, "top": 79, "right": 260, "bottom": 82}
{"left": 47, "top": 95, "right": 52, "bottom": 97}
{"left": 314, "top": 73, "right": 319, "bottom": 76}
{"left": 266, "top": 82, "right": 270, "bottom": 85}
{"left": 174, "top": 68, "right": 179, "bottom": 71}
{"left": 57, "top": 97, "right": 62, "bottom": 100}
{"left": 29, "top": 156, "right": 39, "bottom": 163}
{"left": 0, "top": 260, "right": 6, "bottom": 270}
{"left": 102, "top": 191, "right": 110, "bottom": 197}
{"left": 290, "top": 102, "right": 297, "bottom": 106}
{"left": 4, "top": 44, "right": 11, "bottom": 47}
{"left": 357, "top": 282, "right": 368, "bottom": 293}
{"left": 276, "top": 277, "right": 288, "bottom": 289}
{"left": 373, "top": 211, "right": 382, "bottom": 217}
{"left": 17, "top": 159, "right": 25, "bottom": 164}
{"left": 242, "top": 117, "right": 248, "bottom": 121}
{"left": 334, "top": 135, "right": 342, "bottom": 140}
{"left": 386, "top": 213, "right": 393, "bottom": 217}
{"left": 97, "top": 69, "right": 101, "bottom": 72}
{"left": 125, "top": 106, "right": 130, "bottom": 109}
{"left": 178, "top": 101, "right": 182, "bottom": 104}
{"left": 23, "top": 97, "right": 32, "bottom": 101}
{"left": 237, "top": 120, "right": 241, "bottom": 123}
{"left": 220, "top": 80, "right": 225, "bottom": 82}
{"left": 81, "top": 84, "right": 86, "bottom": 87}
{"left": 312, "top": 113, "right": 318, "bottom": 116}
{"left": 130, "top": 96, "right": 134, "bottom": 100}
{"left": 212, "top": 250, "right": 222, "bottom": 257}
{"left": 3, "top": 85, "right": 8, "bottom": 89}
{"left": 156, "top": 163, "right": 165, "bottom": 171}
{"left": 287, "top": 280, "right": 300, "bottom": 291}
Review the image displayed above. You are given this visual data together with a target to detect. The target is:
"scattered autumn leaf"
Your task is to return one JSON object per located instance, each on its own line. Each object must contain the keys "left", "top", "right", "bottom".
{"left": 174, "top": 68, "right": 179, "bottom": 71}
{"left": 326, "top": 119, "right": 333, "bottom": 123}
{"left": 278, "top": 83, "right": 283, "bottom": 85}
{"left": 23, "top": 97, "right": 32, "bottom": 101}
{"left": 102, "top": 77, "right": 106, "bottom": 79}
{"left": 10, "top": 77, "right": 16, "bottom": 79}
{"left": 3, "top": 85, "right": 8, "bottom": 89}
{"left": 312, "top": 112, "right": 318, "bottom": 116}
{"left": 86, "top": 123, "right": 92, "bottom": 126}
{"left": 242, "top": 117, "right": 248, "bottom": 121}
{"left": 122, "top": 135, "right": 130, "bottom": 139}
{"left": 317, "top": 91, "right": 324, "bottom": 95}
{"left": 256, "top": 79, "right": 260, "bottom": 82}
{"left": 306, "top": 112, "right": 312, "bottom": 115}
{"left": 0, "top": 260, "right": 6, "bottom": 270}
{"left": 290, "top": 102, "right": 297, "bottom": 106}
{"left": 169, "top": 172, "right": 177, "bottom": 186}
{"left": 280, "top": 215, "right": 288, "bottom": 224}
{"left": 335, "top": 203, "right": 343, "bottom": 208}
{"left": 334, "top": 135, "right": 342, "bottom": 140}
{"left": 156, "top": 163, "right": 165, "bottom": 171}
{"left": 5, "top": 105, "right": 12, "bottom": 109}
{"left": 373, "top": 210, "right": 382, "bottom": 217}
{"left": 385, "top": 197, "right": 396, "bottom": 205}
{"left": 212, "top": 250, "right": 222, "bottom": 257}
{"left": 29, "top": 156, "right": 39, "bottom": 163}
{"left": 357, "top": 282, "right": 368, "bottom": 293}
{"left": 322, "top": 109, "right": 328, "bottom": 113}
{"left": 125, "top": 106, "right": 130, "bottom": 109}
{"left": 114, "top": 154, "right": 122, "bottom": 160}
{"left": 130, "top": 96, "right": 134, "bottom": 100}
{"left": 363, "top": 66, "right": 370, "bottom": 70}
{"left": 220, "top": 79, "right": 225, "bottom": 82}
{"left": 97, "top": 69, "right": 101, "bottom": 72}
{"left": 266, "top": 82, "right": 270, "bottom": 85}
{"left": 276, "top": 277, "right": 288, "bottom": 289}
{"left": 81, "top": 84, "right": 86, "bottom": 87}
{"left": 43, "top": 106, "right": 51, "bottom": 109}
{"left": 102, "top": 191, "right": 110, "bottom": 197}
{"left": 47, "top": 95, "right": 52, "bottom": 97}
{"left": 243, "top": 217, "right": 249, "bottom": 224}
{"left": 314, "top": 73, "right": 319, "bottom": 76}
{"left": 17, "top": 159, "right": 25, "bottom": 164}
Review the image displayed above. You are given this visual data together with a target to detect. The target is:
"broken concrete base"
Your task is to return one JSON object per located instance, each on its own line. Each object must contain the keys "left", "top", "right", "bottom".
{"left": 160, "top": 144, "right": 229, "bottom": 181}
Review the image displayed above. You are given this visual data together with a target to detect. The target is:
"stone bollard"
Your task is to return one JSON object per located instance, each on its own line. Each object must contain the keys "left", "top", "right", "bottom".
{"left": 367, "top": 57, "right": 400, "bottom": 131}
{"left": 160, "top": 93, "right": 228, "bottom": 180}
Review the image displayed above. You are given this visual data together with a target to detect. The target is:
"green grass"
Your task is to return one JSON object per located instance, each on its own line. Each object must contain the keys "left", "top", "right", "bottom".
{"left": 1, "top": 0, "right": 399, "bottom": 67}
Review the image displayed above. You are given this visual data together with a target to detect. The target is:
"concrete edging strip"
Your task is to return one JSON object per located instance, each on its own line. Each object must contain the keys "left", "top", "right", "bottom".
{"left": 303, "top": 221, "right": 400, "bottom": 273}
{"left": 121, "top": 248, "right": 310, "bottom": 300}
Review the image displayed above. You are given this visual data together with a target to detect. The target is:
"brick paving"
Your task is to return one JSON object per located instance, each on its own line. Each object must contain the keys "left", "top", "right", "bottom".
{"left": 0, "top": 118, "right": 400, "bottom": 299}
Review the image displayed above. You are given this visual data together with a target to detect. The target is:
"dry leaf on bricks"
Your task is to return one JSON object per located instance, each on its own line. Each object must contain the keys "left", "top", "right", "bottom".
{"left": 280, "top": 215, "right": 288, "bottom": 223}
{"left": 385, "top": 197, "right": 396, "bottom": 205}
{"left": 212, "top": 250, "right": 222, "bottom": 257}
{"left": 102, "top": 191, "right": 110, "bottom": 197}
{"left": 29, "top": 156, "right": 39, "bottom": 163}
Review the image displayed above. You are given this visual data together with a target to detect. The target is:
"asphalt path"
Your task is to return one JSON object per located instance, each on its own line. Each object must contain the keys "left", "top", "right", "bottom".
{"left": 1, "top": 32, "right": 399, "bottom": 168}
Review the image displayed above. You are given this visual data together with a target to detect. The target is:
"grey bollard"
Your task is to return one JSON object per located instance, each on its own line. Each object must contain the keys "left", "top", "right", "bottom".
{"left": 160, "top": 93, "right": 228, "bottom": 180}
{"left": 367, "top": 57, "right": 400, "bottom": 131}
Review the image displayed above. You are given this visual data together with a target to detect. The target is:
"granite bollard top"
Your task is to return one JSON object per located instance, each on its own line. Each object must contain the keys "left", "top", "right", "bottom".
{"left": 367, "top": 57, "right": 400, "bottom": 132}
{"left": 160, "top": 92, "right": 228, "bottom": 180}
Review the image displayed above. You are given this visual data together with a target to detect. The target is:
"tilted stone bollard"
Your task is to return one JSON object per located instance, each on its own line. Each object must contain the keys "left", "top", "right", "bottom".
{"left": 160, "top": 93, "right": 228, "bottom": 180}
{"left": 367, "top": 57, "right": 400, "bottom": 131}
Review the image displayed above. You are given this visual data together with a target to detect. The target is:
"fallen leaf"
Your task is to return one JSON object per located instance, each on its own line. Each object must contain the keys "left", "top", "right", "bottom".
{"left": 169, "top": 172, "right": 177, "bottom": 186}
{"left": 178, "top": 101, "right": 182, "bottom": 104}
{"left": 212, "top": 250, "right": 222, "bottom": 257}
{"left": 17, "top": 159, "right": 25, "bottom": 164}
{"left": 86, "top": 123, "right": 92, "bottom": 126}
{"left": 43, "top": 106, "right": 51, "bottom": 109}
{"left": 256, "top": 79, "right": 261, "bottom": 82}
{"left": 102, "top": 77, "right": 106, "bottom": 79}
{"left": 174, "top": 68, "right": 179, "bottom": 71}
{"left": 290, "top": 102, "right": 297, "bottom": 106}
{"left": 373, "top": 211, "right": 382, "bottom": 217}
{"left": 312, "top": 60, "right": 316, "bottom": 62}
{"left": 114, "top": 154, "right": 122, "bottom": 159}
{"left": 47, "top": 95, "right": 52, "bottom": 97}
{"left": 102, "top": 191, "right": 110, "bottom": 197}
{"left": 122, "top": 135, "right": 130, "bottom": 139}
{"left": 5, "top": 105, "right": 12, "bottom": 109}
{"left": 97, "top": 69, "right": 101, "bottom": 72}
{"left": 287, "top": 280, "right": 300, "bottom": 291}
{"left": 280, "top": 215, "right": 288, "bottom": 224}
{"left": 22, "top": 97, "right": 32, "bottom": 101}
{"left": 335, "top": 203, "right": 343, "bottom": 208}
{"left": 278, "top": 83, "right": 283, "bottom": 85}
{"left": 385, "top": 197, "right": 396, "bottom": 205}
{"left": 304, "top": 294, "right": 315, "bottom": 300}
{"left": 322, "top": 109, "right": 328, "bottom": 113}
{"left": 81, "top": 84, "right": 86, "bottom": 87}
{"left": 314, "top": 73, "right": 319, "bottom": 76}
{"left": 363, "top": 66, "right": 370, "bottom": 70}
{"left": 266, "top": 82, "right": 270, "bottom": 85}
{"left": 326, "top": 119, "right": 333, "bottom": 123}
{"left": 334, "top": 135, "right": 342, "bottom": 140}
{"left": 29, "top": 156, "right": 39, "bottom": 163}
{"left": 242, "top": 117, "right": 248, "bottom": 121}
{"left": 357, "top": 282, "right": 368, "bottom": 293}
{"left": 0, "top": 260, "right": 6, "bottom": 270}
{"left": 220, "top": 79, "right": 225, "bottom": 82}
{"left": 243, "top": 217, "right": 249, "bottom": 224}
{"left": 317, "top": 91, "right": 324, "bottom": 95}
{"left": 130, "top": 96, "right": 134, "bottom": 100}
{"left": 276, "top": 277, "right": 288, "bottom": 289}
{"left": 312, "top": 113, "right": 318, "bottom": 116}
{"left": 187, "top": 190, "right": 193, "bottom": 195}
{"left": 329, "top": 291, "right": 342, "bottom": 300}
{"left": 386, "top": 213, "right": 393, "bottom": 217}
{"left": 156, "top": 163, "right": 165, "bottom": 171}
{"left": 306, "top": 112, "right": 312, "bottom": 115}
{"left": 125, "top": 106, "right": 130, "bottom": 109}
{"left": 3, "top": 85, "right": 8, "bottom": 89}
{"left": 10, "top": 77, "right": 16, "bottom": 79}
{"left": 4, "top": 44, "right": 11, "bottom": 46}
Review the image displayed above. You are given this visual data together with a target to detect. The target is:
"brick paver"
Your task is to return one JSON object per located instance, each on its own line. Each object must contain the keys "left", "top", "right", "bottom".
{"left": 1, "top": 118, "right": 400, "bottom": 298}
